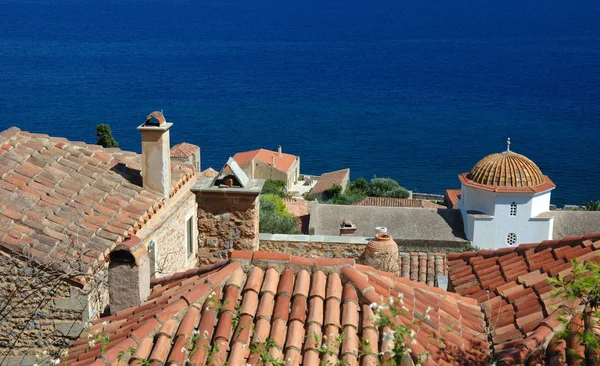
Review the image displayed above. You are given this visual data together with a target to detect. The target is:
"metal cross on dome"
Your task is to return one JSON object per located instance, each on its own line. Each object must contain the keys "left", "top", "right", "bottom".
{"left": 507, "top": 137, "right": 511, "bottom": 152}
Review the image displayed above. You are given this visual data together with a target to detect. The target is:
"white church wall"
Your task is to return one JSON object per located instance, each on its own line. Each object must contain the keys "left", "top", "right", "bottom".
{"left": 531, "top": 191, "right": 552, "bottom": 217}
{"left": 469, "top": 216, "right": 495, "bottom": 249}
{"left": 461, "top": 185, "right": 496, "bottom": 215}
{"left": 494, "top": 217, "right": 553, "bottom": 248}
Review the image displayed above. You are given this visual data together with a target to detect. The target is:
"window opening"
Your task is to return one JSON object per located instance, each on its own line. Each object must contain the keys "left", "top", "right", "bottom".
{"left": 186, "top": 217, "right": 194, "bottom": 257}
{"left": 507, "top": 233, "right": 517, "bottom": 246}
{"left": 510, "top": 202, "right": 517, "bottom": 216}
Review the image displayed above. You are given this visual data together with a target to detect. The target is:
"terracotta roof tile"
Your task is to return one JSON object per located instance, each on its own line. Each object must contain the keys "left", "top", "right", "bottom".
{"left": 232, "top": 148, "right": 297, "bottom": 173}
{"left": 310, "top": 168, "right": 350, "bottom": 195}
{"left": 354, "top": 196, "right": 445, "bottom": 208}
{"left": 0, "top": 127, "right": 196, "bottom": 280}
{"left": 69, "top": 250, "right": 490, "bottom": 365}
{"left": 170, "top": 142, "right": 199, "bottom": 158}
{"left": 447, "top": 235, "right": 600, "bottom": 364}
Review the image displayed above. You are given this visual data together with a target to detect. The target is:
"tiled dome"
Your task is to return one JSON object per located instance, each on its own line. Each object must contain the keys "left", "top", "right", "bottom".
{"left": 467, "top": 150, "right": 545, "bottom": 188}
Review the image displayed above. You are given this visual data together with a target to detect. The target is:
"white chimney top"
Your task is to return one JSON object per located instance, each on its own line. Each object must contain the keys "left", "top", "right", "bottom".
{"left": 375, "top": 226, "right": 388, "bottom": 234}
{"left": 278, "top": 145, "right": 282, "bottom": 157}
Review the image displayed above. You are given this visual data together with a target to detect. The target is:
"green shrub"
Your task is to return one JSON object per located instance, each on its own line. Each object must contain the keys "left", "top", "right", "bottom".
{"left": 261, "top": 180, "right": 288, "bottom": 197}
{"left": 95, "top": 124, "right": 119, "bottom": 148}
{"left": 366, "top": 177, "right": 409, "bottom": 198}
{"left": 322, "top": 184, "right": 343, "bottom": 201}
{"left": 259, "top": 195, "right": 299, "bottom": 234}
{"left": 347, "top": 177, "right": 368, "bottom": 193}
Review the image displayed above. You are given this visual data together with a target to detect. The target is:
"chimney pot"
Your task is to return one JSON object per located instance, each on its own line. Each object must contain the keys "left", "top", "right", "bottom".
{"left": 138, "top": 111, "right": 172, "bottom": 198}
{"left": 339, "top": 218, "right": 357, "bottom": 236}
{"left": 278, "top": 145, "right": 282, "bottom": 157}
{"left": 108, "top": 236, "right": 150, "bottom": 314}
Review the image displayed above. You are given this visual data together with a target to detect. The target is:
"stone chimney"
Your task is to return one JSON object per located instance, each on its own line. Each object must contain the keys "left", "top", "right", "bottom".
{"left": 358, "top": 233, "right": 400, "bottom": 275}
{"left": 108, "top": 236, "right": 150, "bottom": 313}
{"left": 339, "top": 218, "right": 357, "bottom": 236}
{"left": 138, "top": 111, "right": 172, "bottom": 198}
{"left": 271, "top": 156, "right": 276, "bottom": 168}
{"left": 278, "top": 145, "right": 282, "bottom": 157}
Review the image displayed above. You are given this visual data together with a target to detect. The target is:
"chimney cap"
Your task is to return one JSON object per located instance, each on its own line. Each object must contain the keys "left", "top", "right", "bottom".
{"left": 138, "top": 111, "right": 173, "bottom": 132}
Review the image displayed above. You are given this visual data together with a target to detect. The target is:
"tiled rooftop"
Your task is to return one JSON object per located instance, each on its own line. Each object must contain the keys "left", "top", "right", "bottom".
{"left": 398, "top": 252, "right": 446, "bottom": 287}
{"left": 282, "top": 198, "right": 309, "bottom": 217}
{"left": 447, "top": 233, "right": 600, "bottom": 364}
{"left": 170, "top": 142, "right": 199, "bottom": 158}
{"left": 232, "top": 148, "right": 297, "bottom": 173}
{"left": 353, "top": 197, "right": 445, "bottom": 209}
{"left": 310, "top": 168, "right": 350, "bottom": 195}
{"left": 68, "top": 251, "right": 490, "bottom": 365}
{"left": 198, "top": 167, "right": 219, "bottom": 179}
{"left": 444, "top": 189, "right": 461, "bottom": 209}
{"left": 0, "top": 127, "right": 195, "bottom": 276}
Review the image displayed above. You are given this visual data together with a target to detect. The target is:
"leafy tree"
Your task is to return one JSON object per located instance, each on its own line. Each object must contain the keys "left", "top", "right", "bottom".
{"left": 549, "top": 259, "right": 600, "bottom": 365}
{"left": 347, "top": 177, "right": 369, "bottom": 193}
{"left": 367, "top": 178, "right": 409, "bottom": 198}
{"left": 261, "top": 180, "right": 288, "bottom": 198}
{"left": 259, "top": 195, "right": 299, "bottom": 234}
{"left": 322, "top": 184, "right": 343, "bottom": 201}
{"left": 95, "top": 124, "right": 119, "bottom": 148}
{"left": 583, "top": 200, "right": 600, "bottom": 211}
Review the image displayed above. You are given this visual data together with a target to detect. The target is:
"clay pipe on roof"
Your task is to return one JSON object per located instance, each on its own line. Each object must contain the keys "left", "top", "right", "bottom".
{"left": 358, "top": 233, "right": 400, "bottom": 275}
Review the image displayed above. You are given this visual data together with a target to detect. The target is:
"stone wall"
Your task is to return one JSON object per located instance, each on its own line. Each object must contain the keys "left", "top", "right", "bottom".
{"left": 258, "top": 234, "right": 368, "bottom": 258}
{"left": 140, "top": 190, "right": 197, "bottom": 276}
{"left": 196, "top": 193, "right": 259, "bottom": 264}
{"left": 0, "top": 253, "right": 106, "bottom": 363}
{"left": 258, "top": 234, "right": 468, "bottom": 258}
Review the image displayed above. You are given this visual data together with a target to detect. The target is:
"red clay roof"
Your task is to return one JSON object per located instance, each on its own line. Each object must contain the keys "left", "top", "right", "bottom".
{"left": 170, "top": 142, "right": 199, "bottom": 158}
{"left": 459, "top": 173, "right": 556, "bottom": 194}
{"left": 310, "top": 168, "right": 350, "bottom": 195}
{"left": 232, "top": 148, "right": 297, "bottom": 173}
{"left": 198, "top": 167, "right": 218, "bottom": 178}
{"left": 447, "top": 233, "right": 600, "bottom": 364}
{"left": 68, "top": 251, "right": 490, "bottom": 365}
{"left": 0, "top": 127, "right": 195, "bottom": 278}
{"left": 445, "top": 189, "right": 461, "bottom": 209}
{"left": 353, "top": 197, "right": 445, "bottom": 209}
{"left": 282, "top": 198, "right": 309, "bottom": 217}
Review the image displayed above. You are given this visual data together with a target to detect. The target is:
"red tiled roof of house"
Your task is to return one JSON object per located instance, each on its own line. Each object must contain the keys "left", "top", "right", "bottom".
{"left": 282, "top": 198, "right": 309, "bottom": 217}
{"left": 68, "top": 251, "right": 490, "bottom": 365}
{"left": 447, "top": 232, "right": 600, "bottom": 364}
{"left": 232, "top": 148, "right": 297, "bottom": 173}
{"left": 353, "top": 196, "right": 445, "bottom": 209}
{"left": 398, "top": 252, "right": 447, "bottom": 287}
{"left": 170, "top": 142, "right": 199, "bottom": 158}
{"left": 198, "top": 167, "right": 218, "bottom": 178}
{"left": 310, "top": 168, "right": 350, "bottom": 195}
{"left": 0, "top": 127, "right": 195, "bottom": 279}
{"left": 445, "top": 189, "right": 461, "bottom": 209}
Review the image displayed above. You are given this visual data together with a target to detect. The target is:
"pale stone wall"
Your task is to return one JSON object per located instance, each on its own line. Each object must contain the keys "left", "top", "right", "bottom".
{"left": 196, "top": 193, "right": 260, "bottom": 264}
{"left": 258, "top": 234, "right": 368, "bottom": 258}
{"left": 0, "top": 253, "right": 107, "bottom": 363}
{"left": 241, "top": 159, "right": 299, "bottom": 190}
{"left": 140, "top": 189, "right": 198, "bottom": 276}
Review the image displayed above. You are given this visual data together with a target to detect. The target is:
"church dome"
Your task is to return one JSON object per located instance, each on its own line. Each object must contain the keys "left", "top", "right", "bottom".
{"left": 467, "top": 150, "right": 544, "bottom": 188}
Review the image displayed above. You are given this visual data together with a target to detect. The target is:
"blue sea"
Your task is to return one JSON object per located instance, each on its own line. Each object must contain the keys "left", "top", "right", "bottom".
{"left": 1, "top": 0, "right": 599, "bottom": 206}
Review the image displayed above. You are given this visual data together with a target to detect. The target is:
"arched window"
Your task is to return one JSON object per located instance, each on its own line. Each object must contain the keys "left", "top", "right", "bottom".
{"left": 507, "top": 233, "right": 517, "bottom": 246}
{"left": 510, "top": 202, "right": 517, "bottom": 216}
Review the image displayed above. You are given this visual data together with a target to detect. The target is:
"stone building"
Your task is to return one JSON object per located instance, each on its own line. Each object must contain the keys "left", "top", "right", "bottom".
{"left": 232, "top": 146, "right": 300, "bottom": 190}
{"left": 170, "top": 142, "right": 200, "bottom": 172}
{"left": 0, "top": 112, "right": 200, "bottom": 362}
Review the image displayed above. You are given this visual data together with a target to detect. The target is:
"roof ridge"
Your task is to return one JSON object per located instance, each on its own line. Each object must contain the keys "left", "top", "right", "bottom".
{"left": 447, "top": 233, "right": 600, "bottom": 261}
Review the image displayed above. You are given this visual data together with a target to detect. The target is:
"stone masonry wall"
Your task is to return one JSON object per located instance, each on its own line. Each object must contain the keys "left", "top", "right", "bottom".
{"left": 196, "top": 194, "right": 259, "bottom": 264}
{"left": 259, "top": 236, "right": 367, "bottom": 259}
{"left": 0, "top": 253, "right": 106, "bottom": 364}
{"left": 141, "top": 190, "right": 197, "bottom": 277}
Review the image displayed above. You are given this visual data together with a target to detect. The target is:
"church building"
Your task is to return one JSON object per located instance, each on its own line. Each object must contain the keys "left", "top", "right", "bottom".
{"left": 457, "top": 139, "right": 556, "bottom": 249}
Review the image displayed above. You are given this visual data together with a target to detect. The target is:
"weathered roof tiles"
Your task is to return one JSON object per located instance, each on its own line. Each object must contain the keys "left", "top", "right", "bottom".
{"left": 0, "top": 127, "right": 195, "bottom": 276}
{"left": 68, "top": 251, "right": 490, "bottom": 365}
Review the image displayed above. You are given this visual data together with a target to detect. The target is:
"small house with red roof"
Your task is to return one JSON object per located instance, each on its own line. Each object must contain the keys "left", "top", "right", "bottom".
{"left": 232, "top": 146, "right": 300, "bottom": 190}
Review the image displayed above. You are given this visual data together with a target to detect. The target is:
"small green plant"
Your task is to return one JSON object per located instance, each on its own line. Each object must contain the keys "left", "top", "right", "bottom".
{"left": 261, "top": 180, "right": 288, "bottom": 198}
{"left": 95, "top": 124, "right": 119, "bottom": 148}
{"left": 549, "top": 258, "right": 600, "bottom": 365}
{"left": 582, "top": 200, "right": 600, "bottom": 211}
{"left": 249, "top": 337, "right": 285, "bottom": 366}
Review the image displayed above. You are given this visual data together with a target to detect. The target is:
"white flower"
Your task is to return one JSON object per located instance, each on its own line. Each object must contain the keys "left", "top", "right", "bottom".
{"left": 377, "top": 305, "right": 385, "bottom": 312}
{"left": 60, "top": 350, "right": 68, "bottom": 358}
{"left": 203, "top": 330, "right": 209, "bottom": 337}
{"left": 388, "top": 297, "right": 394, "bottom": 305}
{"left": 382, "top": 332, "right": 395, "bottom": 341}
{"left": 43, "top": 351, "right": 48, "bottom": 355}
{"left": 424, "top": 315, "right": 430, "bottom": 321}
{"left": 86, "top": 333, "right": 92, "bottom": 339}
{"left": 425, "top": 306, "right": 433, "bottom": 314}
{"left": 397, "top": 293, "right": 404, "bottom": 299}
{"left": 101, "top": 321, "right": 108, "bottom": 326}
{"left": 209, "top": 291, "right": 216, "bottom": 298}
{"left": 205, "top": 307, "right": 210, "bottom": 311}
{"left": 409, "top": 329, "right": 415, "bottom": 337}
{"left": 369, "top": 302, "right": 378, "bottom": 309}
{"left": 379, "top": 351, "right": 384, "bottom": 356}
{"left": 53, "top": 359, "right": 60, "bottom": 365}
{"left": 33, "top": 364, "right": 39, "bottom": 366}
{"left": 322, "top": 335, "right": 327, "bottom": 340}
{"left": 193, "top": 329, "right": 199, "bottom": 335}
{"left": 88, "top": 340, "right": 96, "bottom": 348}
{"left": 406, "top": 348, "right": 412, "bottom": 353}
{"left": 321, "top": 343, "right": 327, "bottom": 349}
{"left": 411, "top": 339, "right": 417, "bottom": 345}
{"left": 181, "top": 347, "right": 187, "bottom": 353}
